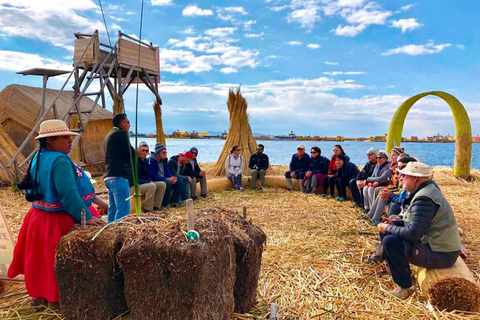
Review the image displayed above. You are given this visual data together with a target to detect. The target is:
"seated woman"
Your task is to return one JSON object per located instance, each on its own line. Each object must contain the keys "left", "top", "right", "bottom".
{"left": 361, "top": 150, "right": 391, "bottom": 213}
{"left": 303, "top": 146, "right": 329, "bottom": 194}
{"left": 323, "top": 145, "right": 349, "bottom": 197}
{"left": 8, "top": 120, "right": 105, "bottom": 308}
{"left": 333, "top": 154, "right": 359, "bottom": 201}
{"left": 225, "top": 145, "right": 244, "bottom": 191}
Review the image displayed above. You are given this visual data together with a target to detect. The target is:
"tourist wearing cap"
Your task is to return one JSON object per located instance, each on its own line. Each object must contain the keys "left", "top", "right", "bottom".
{"left": 332, "top": 154, "right": 360, "bottom": 201}
{"left": 349, "top": 147, "right": 379, "bottom": 208}
{"left": 377, "top": 162, "right": 461, "bottom": 299}
{"left": 104, "top": 113, "right": 135, "bottom": 222}
{"left": 249, "top": 144, "right": 269, "bottom": 190}
{"left": 182, "top": 147, "right": 208, "bottom": 199}
{"left": 285, "top": 144, "right": 310, "bottom": 191}
{"left": 8, "top": 120, "right": 105, "bottom": 308}
{"left": 361, "top": 150, "right": 391, "bottom": 212}
{"left": 129, "top": 141, "right": 166, "bottom": 212}
{"left": 148, "top": 143, "right": 181, "bottom": 207}
{"left": 168, "top": 151, "right": 194, "bottom": 202}
{"left": 225, "top": 145, "right": 244, "bottom": 190}
{"left": 303, "top": 146, "right": 329, "bottom": 194}
{"left": 322, "top": 145, "right": 349, "bottom": 197}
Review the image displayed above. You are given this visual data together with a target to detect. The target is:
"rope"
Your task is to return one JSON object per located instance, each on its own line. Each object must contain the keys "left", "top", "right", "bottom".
{"left": 98, "top": 0, "right": 112, "bottom": 47}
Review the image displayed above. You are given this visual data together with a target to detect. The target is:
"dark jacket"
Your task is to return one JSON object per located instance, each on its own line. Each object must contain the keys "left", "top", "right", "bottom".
{"left": 133, "top": 157, "right": 152, "bottom": 186}
{"left": 168, "top": 156, "right": 189, "bottom": 182}
{"left": 148, "top": 152, "right": 173, "bottom": 182}
{"left": 366, "top": 161, "right": 391, "bottom": 185}
{"left": 104, "top": 128, "right": 135, "bottom": 179}
{"left": 289, "top": 153, "right": 310, "bottom": 174}
{"left": 356, "top": 161, "right": 377, "bottom": 180}
{"left": 308, "top": 155, "right": 329, "bottom": 174}
{"left": 386, "top": 181, "right": 440, "bottom": 242}
{"left": 328, "top": 154, "right": 350, "bottom": 176}
{"left": 337, "top": 161, "right": 360, "bottom": 180}
{"left": 183, "top": 159, "right": 202, "bottom": 178}
{"left": 249, "top": 153, "right": 269, "bottom": 171}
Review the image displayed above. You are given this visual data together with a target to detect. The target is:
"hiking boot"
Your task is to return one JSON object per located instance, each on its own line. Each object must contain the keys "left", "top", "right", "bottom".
{"left": 388, "top": 286, "right": 415, "bottom": 299}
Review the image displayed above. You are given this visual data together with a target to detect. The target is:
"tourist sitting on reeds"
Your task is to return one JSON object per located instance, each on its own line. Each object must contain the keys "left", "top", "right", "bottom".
{"left": 129, "top": 142, "right": 166, "bottom": 213}
{"left": 361, "top": 150, "right": 391, "bottom": 213}
{"left": 285, "top": 144, "right": 310, "bottom": 192}
{"left": 367, "top": 156, "right": 417, "bottom": 225}
{"left": 168, "top": 151, "right": 194, "bottom": 202}
{"left": 350, "top": 147, "right": 379, "bottom": 209}
{"left": 182, "top": 147, "right": 208, "bottom": 199}
{"left": 377, "top": 162, "right": 461, "bottom": 299}
{"left": 332, "top": 154, "right": 359, "bottom": 201}
{"left": 322, "top": 144, "right": 349, "bottom": 197}
{"left": 148, "top": 144, "right": 182, "bottom": 208}
{"left": 225, "top": 145, "right": 244, "bottom": 191}
{"left": 249, "top": 144, "right": 269, "bottom": 190}
{"left": 303, "top": 146, "right": 329, "bottom": 194}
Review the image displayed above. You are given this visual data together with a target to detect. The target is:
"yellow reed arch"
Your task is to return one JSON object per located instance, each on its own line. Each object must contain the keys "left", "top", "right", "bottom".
{"left": 386, "top": 91, "right": 472, "bottom": 178}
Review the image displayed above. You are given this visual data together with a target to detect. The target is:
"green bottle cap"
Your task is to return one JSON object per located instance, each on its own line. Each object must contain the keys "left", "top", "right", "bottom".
{"left": 186, "top": 230, "right": 200, "bottom": 242}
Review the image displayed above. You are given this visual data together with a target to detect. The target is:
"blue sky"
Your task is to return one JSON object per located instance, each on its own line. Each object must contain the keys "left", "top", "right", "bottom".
{"left": 0, "top": 0, "right": 479, "bottom": 137}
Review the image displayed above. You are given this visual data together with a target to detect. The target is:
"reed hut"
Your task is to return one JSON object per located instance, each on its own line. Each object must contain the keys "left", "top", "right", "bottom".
{"left": 0, "top": 84, "right": 113, "bottom": 167}
{"left": 214, "top": 87, "right": 257, "bottom": 176}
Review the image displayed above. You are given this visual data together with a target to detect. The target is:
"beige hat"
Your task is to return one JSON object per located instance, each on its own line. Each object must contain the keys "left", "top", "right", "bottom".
{"left": 297, "top": 144, "right": 305, "bottom": 149}
{"left": 398, "top": 162, "right": 432, "bottom": 178}
{"left": 35, "top": 119, "right": 79, "bottom": 140}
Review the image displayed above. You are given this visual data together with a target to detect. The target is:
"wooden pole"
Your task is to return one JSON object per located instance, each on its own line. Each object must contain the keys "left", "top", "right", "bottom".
{"left": 243, "top": 207, "right": 247, "bottom": 219}
{"left": 81, "top": 209, "right": 86, "bottom": 228}
{"left": 186, "top": 199, "right": 194, "bottom": 230}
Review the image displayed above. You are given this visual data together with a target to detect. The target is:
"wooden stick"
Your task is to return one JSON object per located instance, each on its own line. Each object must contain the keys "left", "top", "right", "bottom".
{"left": 243, "top": 207, "right": 247, "bottom": 219}
{"left": 186, "top": 199, "right": 195, "bottom": 230}
{"left": 81, "top": 209, "right": 86, "bottom": 228}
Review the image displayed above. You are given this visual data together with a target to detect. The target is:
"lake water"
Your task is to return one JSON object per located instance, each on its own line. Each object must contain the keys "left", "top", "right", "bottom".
{"left": 130, "top": 138, "right": 480, "bottom": 169}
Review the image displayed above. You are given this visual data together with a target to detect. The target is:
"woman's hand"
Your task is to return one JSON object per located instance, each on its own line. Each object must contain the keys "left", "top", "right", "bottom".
{"left": 86, "top": 217, "right": 106, "bottom": 226}
{"left": 373, "top": 182, "right": 379, "bottom": 187}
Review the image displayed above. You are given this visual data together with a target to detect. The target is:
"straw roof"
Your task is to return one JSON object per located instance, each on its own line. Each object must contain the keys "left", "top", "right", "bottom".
{"left": 0, "top": 84, "right": 112, "bottom": 130}
{"left": 0, "top": 124, "right": 26, "bottom": 186}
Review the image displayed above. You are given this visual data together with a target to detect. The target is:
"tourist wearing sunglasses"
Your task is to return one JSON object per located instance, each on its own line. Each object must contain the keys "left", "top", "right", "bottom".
{"left": 249, "top": 144, "right": 269, "bottom": 190}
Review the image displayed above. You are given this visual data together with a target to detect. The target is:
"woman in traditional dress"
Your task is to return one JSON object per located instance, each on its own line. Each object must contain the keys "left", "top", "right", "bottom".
{"left": 8, "top": 120, "right": 105, "bottom": 307}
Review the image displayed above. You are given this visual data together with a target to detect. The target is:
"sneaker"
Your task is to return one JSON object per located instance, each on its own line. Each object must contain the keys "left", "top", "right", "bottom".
{"left": 251, "top": 186, "right": 257, "bottom": 190}
{"left": 304, "top": 188, "right": 311, "bottom": 194}
{"left": 350, "top": 203, "right": 361, "bottom": 209}
{"left": 327, "top": 194, "right": 334, "bottom": 199}
{"left": 388, "top": 286, "right": 415, "bottom": 299}
{"left": 191, "top": 196, "right": 198, "bottom": 201}
{"left": 259, "top": 186, "right": 265, "bottom": 191}
{"left": 312, "top": 190, "right": 318, "bottom": 195}
{"left": 365, "top": 252, "right": 383, "bottom": 265}
{"left": 335, "top": 197, "right": 340, "bottom": 201}
{"left": 287, "top": 187, "right": 293, "bottom": 191}
{"left": 201, "top": 194, "right": 208, "bottom": 198}
{"left": 320, "top": 193, "right": 326, "bottom": 197}
{"left": 337, "top": 197, "right": 346, "bottom": 202}
{"left": 239, "top": 187, "right": 245, "bottom": 191}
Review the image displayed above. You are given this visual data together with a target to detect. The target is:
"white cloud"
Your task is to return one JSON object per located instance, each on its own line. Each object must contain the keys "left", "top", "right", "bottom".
{"left": 398, "top": 4, "right": 414, "bottom": 12}
{"left": 334, "top": 24, "right": 366, "bottom": 37}
{"left": 245, "top": 32, "right": 264, "bottom": 38}
{"left": 182, "top": 5, "right": 213, "bottom": 16}
{"left": 391, "top": 18, "right": 423, "bottom": 33}
{"left": 205, "top": 27, "right": 236, "bottom": 38}
{"left": 220, "top": 67, "right": 238, "bottom": 74}
{"left": 243, "top": 20, "right": 257, "bottom": 30}
{"left": 325, "top": 61, "right": 339, "bottom": 66}
{"left": 322, "top": 71, "right": 365, "bottom": 75}
{"left": 270, "top": 5, "right": 288, "bottom": 12}
{"left": 221, "top": 6, "right": 247, "bottom": 15}
{"left": 0, "top": 0, "right": 103, "bottom": 50}
{"left": 179, "top": 27, "right": 195, "bottom": 35}
{"left": 456, "top": 44, "right": 466, "bottom": 50}
{"left": 382, "top": 40, "right": 452, "bottom": 56}
{"left": 151, "top": 0, "right": 173, "bottom": 5}
{"left": 307, "top": 43, "right": 320, "bottom": 49}
{"left": 288, "top": 6, "right": 321, "bottom": 29}
{"left": 288, "top": 41, "right": 302, "bottom": 46}
{"left": 0, "top": 50, "right": 72, "bottom": 72}
{"left": 343, "top": 3, "right": 392, "bottom": 25}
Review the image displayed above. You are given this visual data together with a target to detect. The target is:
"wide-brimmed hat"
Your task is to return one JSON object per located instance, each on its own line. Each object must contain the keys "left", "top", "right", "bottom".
{"left": 35, "top": 119, "right": 79, "bottom": 139}
{"left": 398, "top": 162, "right": 432, "bottom": 178}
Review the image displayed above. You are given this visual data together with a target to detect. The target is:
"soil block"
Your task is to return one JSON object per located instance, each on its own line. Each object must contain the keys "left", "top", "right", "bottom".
{"left": 117, "top": 214, "right": 236, "bottom": 320}
{"left": 198, "top": 208, "right": 267, "bottom": 313}
{"left": 55, "top": 226, "right": 128, "bottom": 320}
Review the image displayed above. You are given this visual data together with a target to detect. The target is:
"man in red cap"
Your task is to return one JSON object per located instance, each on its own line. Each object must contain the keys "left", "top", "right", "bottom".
{"left": 167, "top": 151, "right": 194, "bottom": 204}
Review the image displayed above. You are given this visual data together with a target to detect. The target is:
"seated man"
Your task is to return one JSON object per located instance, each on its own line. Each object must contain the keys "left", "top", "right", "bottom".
{"left": 129, "top": 141, "right": 166, "bottom": 212}
{"left": 249, "top": 144, "right": 269, "bottom": 190}
{"left": 349, "top": 147, "right": 378, "bottom": 209}
{"left": 168, "top": 151, "right": 194, "bottom": 202}
{"left": 183, "top": 147, "right": 208, "bottom": 200}
{"left": 148, "top": 143, "right": 182, "bottom": 208}
{"left": 285, "top": 144, "right": 310, "bottom": 192}
{"left": 377, "top": 162, "right": 461, "bottom": 299}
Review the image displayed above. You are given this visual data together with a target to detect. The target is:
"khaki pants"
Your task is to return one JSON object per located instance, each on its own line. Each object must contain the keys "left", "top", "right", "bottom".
{"left": 190, "top": 176, "right": 208, "bottom": 198}
{"left": 251, "top": 169, "right": 266, "bottom": 188}
{"left": 130, "top": 181, "right": 166, "bottom": 212}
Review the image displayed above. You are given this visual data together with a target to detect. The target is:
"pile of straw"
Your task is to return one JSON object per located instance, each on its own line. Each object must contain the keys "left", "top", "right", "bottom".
{"left": 0, "top": 124, "right": 26, "bottom": 186}
{"left": 1, "top": 167, "right": 480, "bottom": 319}
{"left": 213, "top": 87, "right": 257, "bottom": 176}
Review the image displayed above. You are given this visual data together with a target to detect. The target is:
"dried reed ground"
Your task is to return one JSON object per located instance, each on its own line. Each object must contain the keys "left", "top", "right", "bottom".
{"left": 1, "top": 165, "right": 480, "bottom": 319}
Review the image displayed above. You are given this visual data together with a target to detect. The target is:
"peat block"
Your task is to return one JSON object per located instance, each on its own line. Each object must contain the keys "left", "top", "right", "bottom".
{"left": 198, "top": 208, "right": 267, "bottom": 313}
{"left": 429, "top": 277, "right": 480, "bottom": 312}
{"left": 117, "top": 214, "right": 236, "bottom": 320}
{"left": 55, "top": 226, "right": 128, "bottom": 320}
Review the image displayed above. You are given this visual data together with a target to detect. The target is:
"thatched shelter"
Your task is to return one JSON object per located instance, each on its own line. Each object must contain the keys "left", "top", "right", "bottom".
{"left": 0, "top": 84, "right": 113, "bottom": 167}
{"left": 213, "top": 88, "right": 257, "bottom": 176}
{"left": 0, "top": 124, "right": 26, "bottom": 186}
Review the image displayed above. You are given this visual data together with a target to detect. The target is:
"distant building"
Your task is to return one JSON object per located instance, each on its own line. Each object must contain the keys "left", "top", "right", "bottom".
{"left": 473, "top": 136, "right": 480, "bottom": 143}
{"left": 196, "top": 131, "right": 210, "bottom": 138}
{"left": 172, "top": 129, "right": 189, "bottom": 137}
{"left": 222, "top": 130, "right": 228, "bottom": 139}
{"left": 444, "top": 133, "right": 454, "bottom": 142}
{"left": 409, "top": 136, "right": 419, "bottom": 141}
{"left": 433, "top": 133, "right": 443, "bottom": 142}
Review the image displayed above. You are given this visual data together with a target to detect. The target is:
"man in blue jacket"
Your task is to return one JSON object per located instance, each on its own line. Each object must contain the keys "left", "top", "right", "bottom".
{"left": 285, "top": 144, "right": 310, "bottom": 192}
{"left": 148, "top": 143, "right": 182, "bottom": 207}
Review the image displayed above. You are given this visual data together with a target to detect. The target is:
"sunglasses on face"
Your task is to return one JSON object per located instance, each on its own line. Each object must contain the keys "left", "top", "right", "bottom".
{"left": 140, "top": 149, "right": 149, "bottom": 153}
{"left": 192, "top": 152, "right": 197, "bottom": 155}
{"left": 376, "top": 157, "right": 383, "bottom": 159}
{"left": 256, "top": 148, "right": 262, "bottom": 151}
{"left": 311, "top": 151, "right": 318, "bottom": 154}
{"left": 367, "top": 153, "right": 373, "bottom": 156}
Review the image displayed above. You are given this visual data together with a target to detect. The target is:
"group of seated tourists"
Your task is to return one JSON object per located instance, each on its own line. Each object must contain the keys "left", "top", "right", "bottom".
{"left": 282, "top": 143, "right": 462, "bottom": 299}
{"left": 225, "top": 144, "right": 270, "bottom": 191}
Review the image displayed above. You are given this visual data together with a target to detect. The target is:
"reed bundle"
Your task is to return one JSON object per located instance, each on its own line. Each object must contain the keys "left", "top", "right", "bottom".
{"left": 153, "top": 99, "right": 166, "bottom": 146}
{"left": 213, "top": 88, "right": 257, "bottom": 176}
